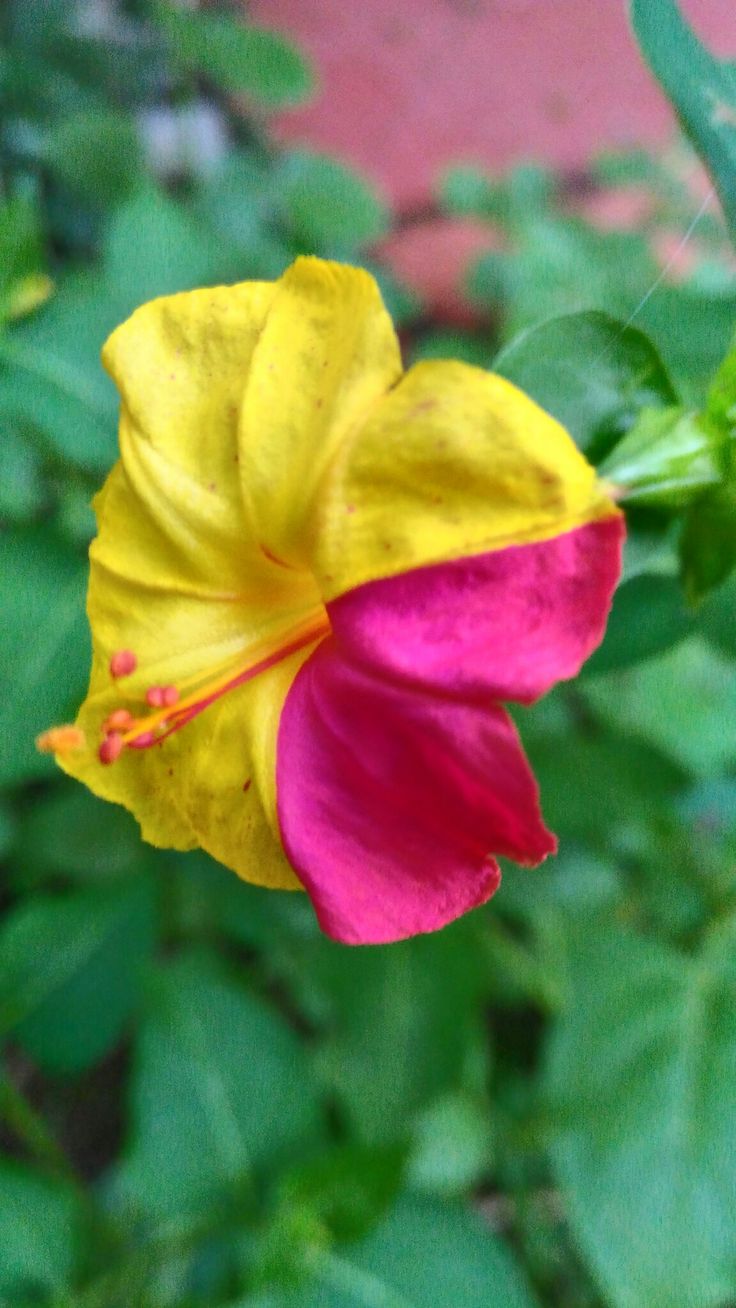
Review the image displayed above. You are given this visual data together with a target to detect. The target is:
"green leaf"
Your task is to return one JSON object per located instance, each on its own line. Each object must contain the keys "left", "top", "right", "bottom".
{"left": 583, "top": 637, "right": 736, "bottom": 778}
{"left": 43, "top": 109, "right": 145, "bottom": 207}
{"left": 630, "top": 0, "right": 736, "bottom": 244}
{"left": 0, "top": 193, "right": 47, "bottom": 321}
{"left": 680, "top": 482, "right": 736, "bottom": 600}
{"left": 0, "top": 1162, "right": 80, "bottom": 1298}
{"left": 0, "top": 529, "right": 89, "bottom": 786}
{"left": 118, "top": 952, "right": 323, "bottom": 1217}
{"left": 411, "top": 328, "right": 491, "bottom": 368}
{"left": 704, "top": 328, "right": 736, "bottom": 452}
{"left": 437, "top": 165, "right": 505, "bottom": 221}
{"left": 316, "top": 926, "right": 490, "bottom": 1143}
{"left": 0, "top": 273, "right": 119, "bottom": 473}
{"left": 276, "top": 1143, "right": 407, "bottom": 1244}
{"left": 528, "top": 724, "right": 687, "bottom": 848}
{"left": 0, "top": 878, "right": 156, "bottom": 1074}
{"left": 14, "top": 781, "right": 147, "bottom": 886}
{"left": 547, "top": 918, "right": 736, "bottom": 1308}
{"left": 600, "top": 406, "right": 721, "bottom": 507}
{"left": 278, "top": 151, "right": 390, "bottom": 251}
{"left": 259, "top": 1198, "right": 540, "bottom": 1308}
{"left": 636, "top": 283, "right": 736, "bottom": 406}
{"left": 407, "top": 1093, "right": 493, "bottom": 1196}
{"left": 194, "top": 152, "right": 292, "bottom": 279}
{"left": 155, "top": 6, "right": 314, "bottom": 107}
{"left": 0, "top": 419, "right": 47, "bottom": 523}
{"left": 701, "top": 571, "right": 736, "bottom": 657}
{"left": 473, "top": 217, "right": 659, "bottom": 340}
{"left": 103, "top": 187, "right": 235, "bottom": 309}
{"left": 582, "top": 573, "right": 696, "bottom": 674}
{"left": 493, "top": 311, "right": 678, "bottom": 460}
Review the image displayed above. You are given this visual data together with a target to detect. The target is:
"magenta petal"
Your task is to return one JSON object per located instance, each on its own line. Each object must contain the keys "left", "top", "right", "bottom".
{"left": 326, "top": 517, "right": 624, "bottom": 705}
{"left": 277, "top": 647, "right": 555, "bottom": 945}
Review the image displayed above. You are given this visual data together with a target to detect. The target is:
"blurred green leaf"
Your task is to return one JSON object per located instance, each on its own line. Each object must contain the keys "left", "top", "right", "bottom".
{"left": 278, "top": 151, "right": 390, "bottom": 251}
{"left": 0, "top": 878, "right": 156, "bottom": 1073}
{"left": 494, "top": 311, "right": 678, "bottom": 460}
{"left": 630, "top": 0, "right": 736, "bottom": 244}
{"left": 547, "top": 917, "right": 736, "bottom": 1308}
{"left": 14, "top": 782, "right": 146, "bottom": 886}
{"left": 528, "top": 722, "right": 687, "bottom": 847}
{"left": 0, "top": 193, "right": 47, "bottom": 322}
{"left": 276, "top": 1143, "right": 406, "bottom": 1244}
{"left": 194, "top": 152, "right": 292, "bottom": 279}
{"left": 701, "top": 571, "right": 736, "bottom": 657}
{"left": 0, "top": 419, "right": 47, "bottom": 523}
{"left": 0, "top": 273, "right": 119, "bottom": 473}
{"left": 103, "top": 187, "right": 235, "bottom": 308}
{"left": 316, "top": 926, "right": 489, "bottom": 1143}
{"left": 680, "top": 482, "right": 736, "bottom": 600}
{"left": 43, "top": 109, "right": 145, "bottom": 207}
{"left": 583, "top": 573, "right": 696, "bottom": 674}
{"left": 411, "top": 328, "right": 491, "bottom": 368}
{"left": 636, "top": 283, "right": 736, "bottom": 405}
{"left": 154, "top": 6, "right": 314, "bottom": 107}
{"left": 119, "top": 952, "right": 323, "bottom": 1217}
{"left": 257, "top": 1197, "right": 540, "bottom": 1307}
{"left": 0, "top": 528, "right": 89, "bottom": 786}
{"left": 583, "top": 637, "right": 736, "bottom": 778}
{"left": 473, "top": 217, "right": 658, "bottom": 337}
{"left": 438, "top": 164, "right": 506, "bottom": 221}
{"left": 0, "top": 1162, "right": 80, "bottom": 1298}
{"left": 704, "top": 327, "right": 736, "bottom": 450}
{"left": 407, "top": 1093, "right": 493, "bottom": 1195}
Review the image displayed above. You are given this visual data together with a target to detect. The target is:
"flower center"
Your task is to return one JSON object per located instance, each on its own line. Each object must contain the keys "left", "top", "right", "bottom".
{"left": 98, "top": 609, "right": 331, "bottom": 765}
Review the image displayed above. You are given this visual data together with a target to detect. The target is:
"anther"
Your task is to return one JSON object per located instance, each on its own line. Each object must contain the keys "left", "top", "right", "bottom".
{"left": 110, "top": 649, "right": 137, "bottom": 678}
{"left": 98, "top": 732, "right": 124, "bottom": 765}
{"left": 36, "top": 725, "right": 86, "bottom": 755}
{"left": 145, "top": 686, "right": 166, "bottom": 708}
{"left": 162, "top": 685, "right": 179, "bottom": 707}
{"left": 128, "top": 731, "right": 156, "bottom": 749}
{"left": 103, "top": 708, "right": 134, "bottom": 733}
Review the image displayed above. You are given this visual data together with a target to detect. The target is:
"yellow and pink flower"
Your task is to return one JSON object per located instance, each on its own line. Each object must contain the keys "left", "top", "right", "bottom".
{"left": 44, "top": 257, "right": 623, "bottom": 944}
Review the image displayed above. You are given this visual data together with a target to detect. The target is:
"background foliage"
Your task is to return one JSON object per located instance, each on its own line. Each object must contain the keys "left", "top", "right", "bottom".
{"left": 1, "top": 2, "right": 735, "bottom": 1306}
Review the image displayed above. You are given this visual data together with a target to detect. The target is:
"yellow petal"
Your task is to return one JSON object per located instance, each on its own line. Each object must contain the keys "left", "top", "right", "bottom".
{"left": 175, "top": 642, "right": 321, "bottom": 891}
{"left": 312, "top": 360, "right": 619, "bottom": 599}
{"left": 239, "top": 257, "right": 402, "bottom": 569}
{"left": 63, "top": 282, "right": 323, "bottom": 867}
{"left": 151, "top": 679, "right": 302, "bottom": 891}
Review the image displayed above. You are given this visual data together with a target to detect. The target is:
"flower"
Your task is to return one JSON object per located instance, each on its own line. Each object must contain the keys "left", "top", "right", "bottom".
{"left": 46, "top": 257, "right": 623, "bottom": 945}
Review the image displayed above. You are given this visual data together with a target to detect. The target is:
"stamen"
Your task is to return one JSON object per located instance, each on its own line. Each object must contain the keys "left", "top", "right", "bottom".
{"left": 110, "top": 649, "right": 137, "bottom": 678}
{"left": 127, "top": 731, "right": 157, "bottom": 749}
{"left": 145, "top": 685, "right": 179, "bottom": 709}
{"left": 36, "top": 725, "right": 86, "bottom": 755}
{"left": 103, "top": 708, "right": 134, "bottom": 733}
{"left": 99, "top": 611, "right": 330, "bottom": 766}
{"left": 99, "top": 732, "right": 124, "bottom": 765}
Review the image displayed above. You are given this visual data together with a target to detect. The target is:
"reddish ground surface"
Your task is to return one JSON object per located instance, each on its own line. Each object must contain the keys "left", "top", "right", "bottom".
{"left": 247, "top": 0, "right": 734, "bottom": 316}
{"left": 249, "top": 0, "right": 732, "bottom": 208}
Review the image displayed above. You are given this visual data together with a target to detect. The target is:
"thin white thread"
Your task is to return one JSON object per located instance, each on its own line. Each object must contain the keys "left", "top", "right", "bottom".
{"left": 596, "top": 184, "right": 716, "bottom": 364}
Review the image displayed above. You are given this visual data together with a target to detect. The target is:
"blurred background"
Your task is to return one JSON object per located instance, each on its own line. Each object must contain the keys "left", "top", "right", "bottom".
{"left": 1, "top": 2, "right": 736, "bottom": 1307}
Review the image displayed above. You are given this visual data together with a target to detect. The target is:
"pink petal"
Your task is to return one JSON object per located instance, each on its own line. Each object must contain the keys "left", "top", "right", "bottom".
{"left": 277, "top": 647, "right": 555, "bottom": 945}
{"left": 326, "top": 517, "right": 624, "bottom": 706}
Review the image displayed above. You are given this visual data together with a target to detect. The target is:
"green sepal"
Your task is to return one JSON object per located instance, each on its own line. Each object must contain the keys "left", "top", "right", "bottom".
{"left": 599, "top": 406, "right": 723, "bottom": 507}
